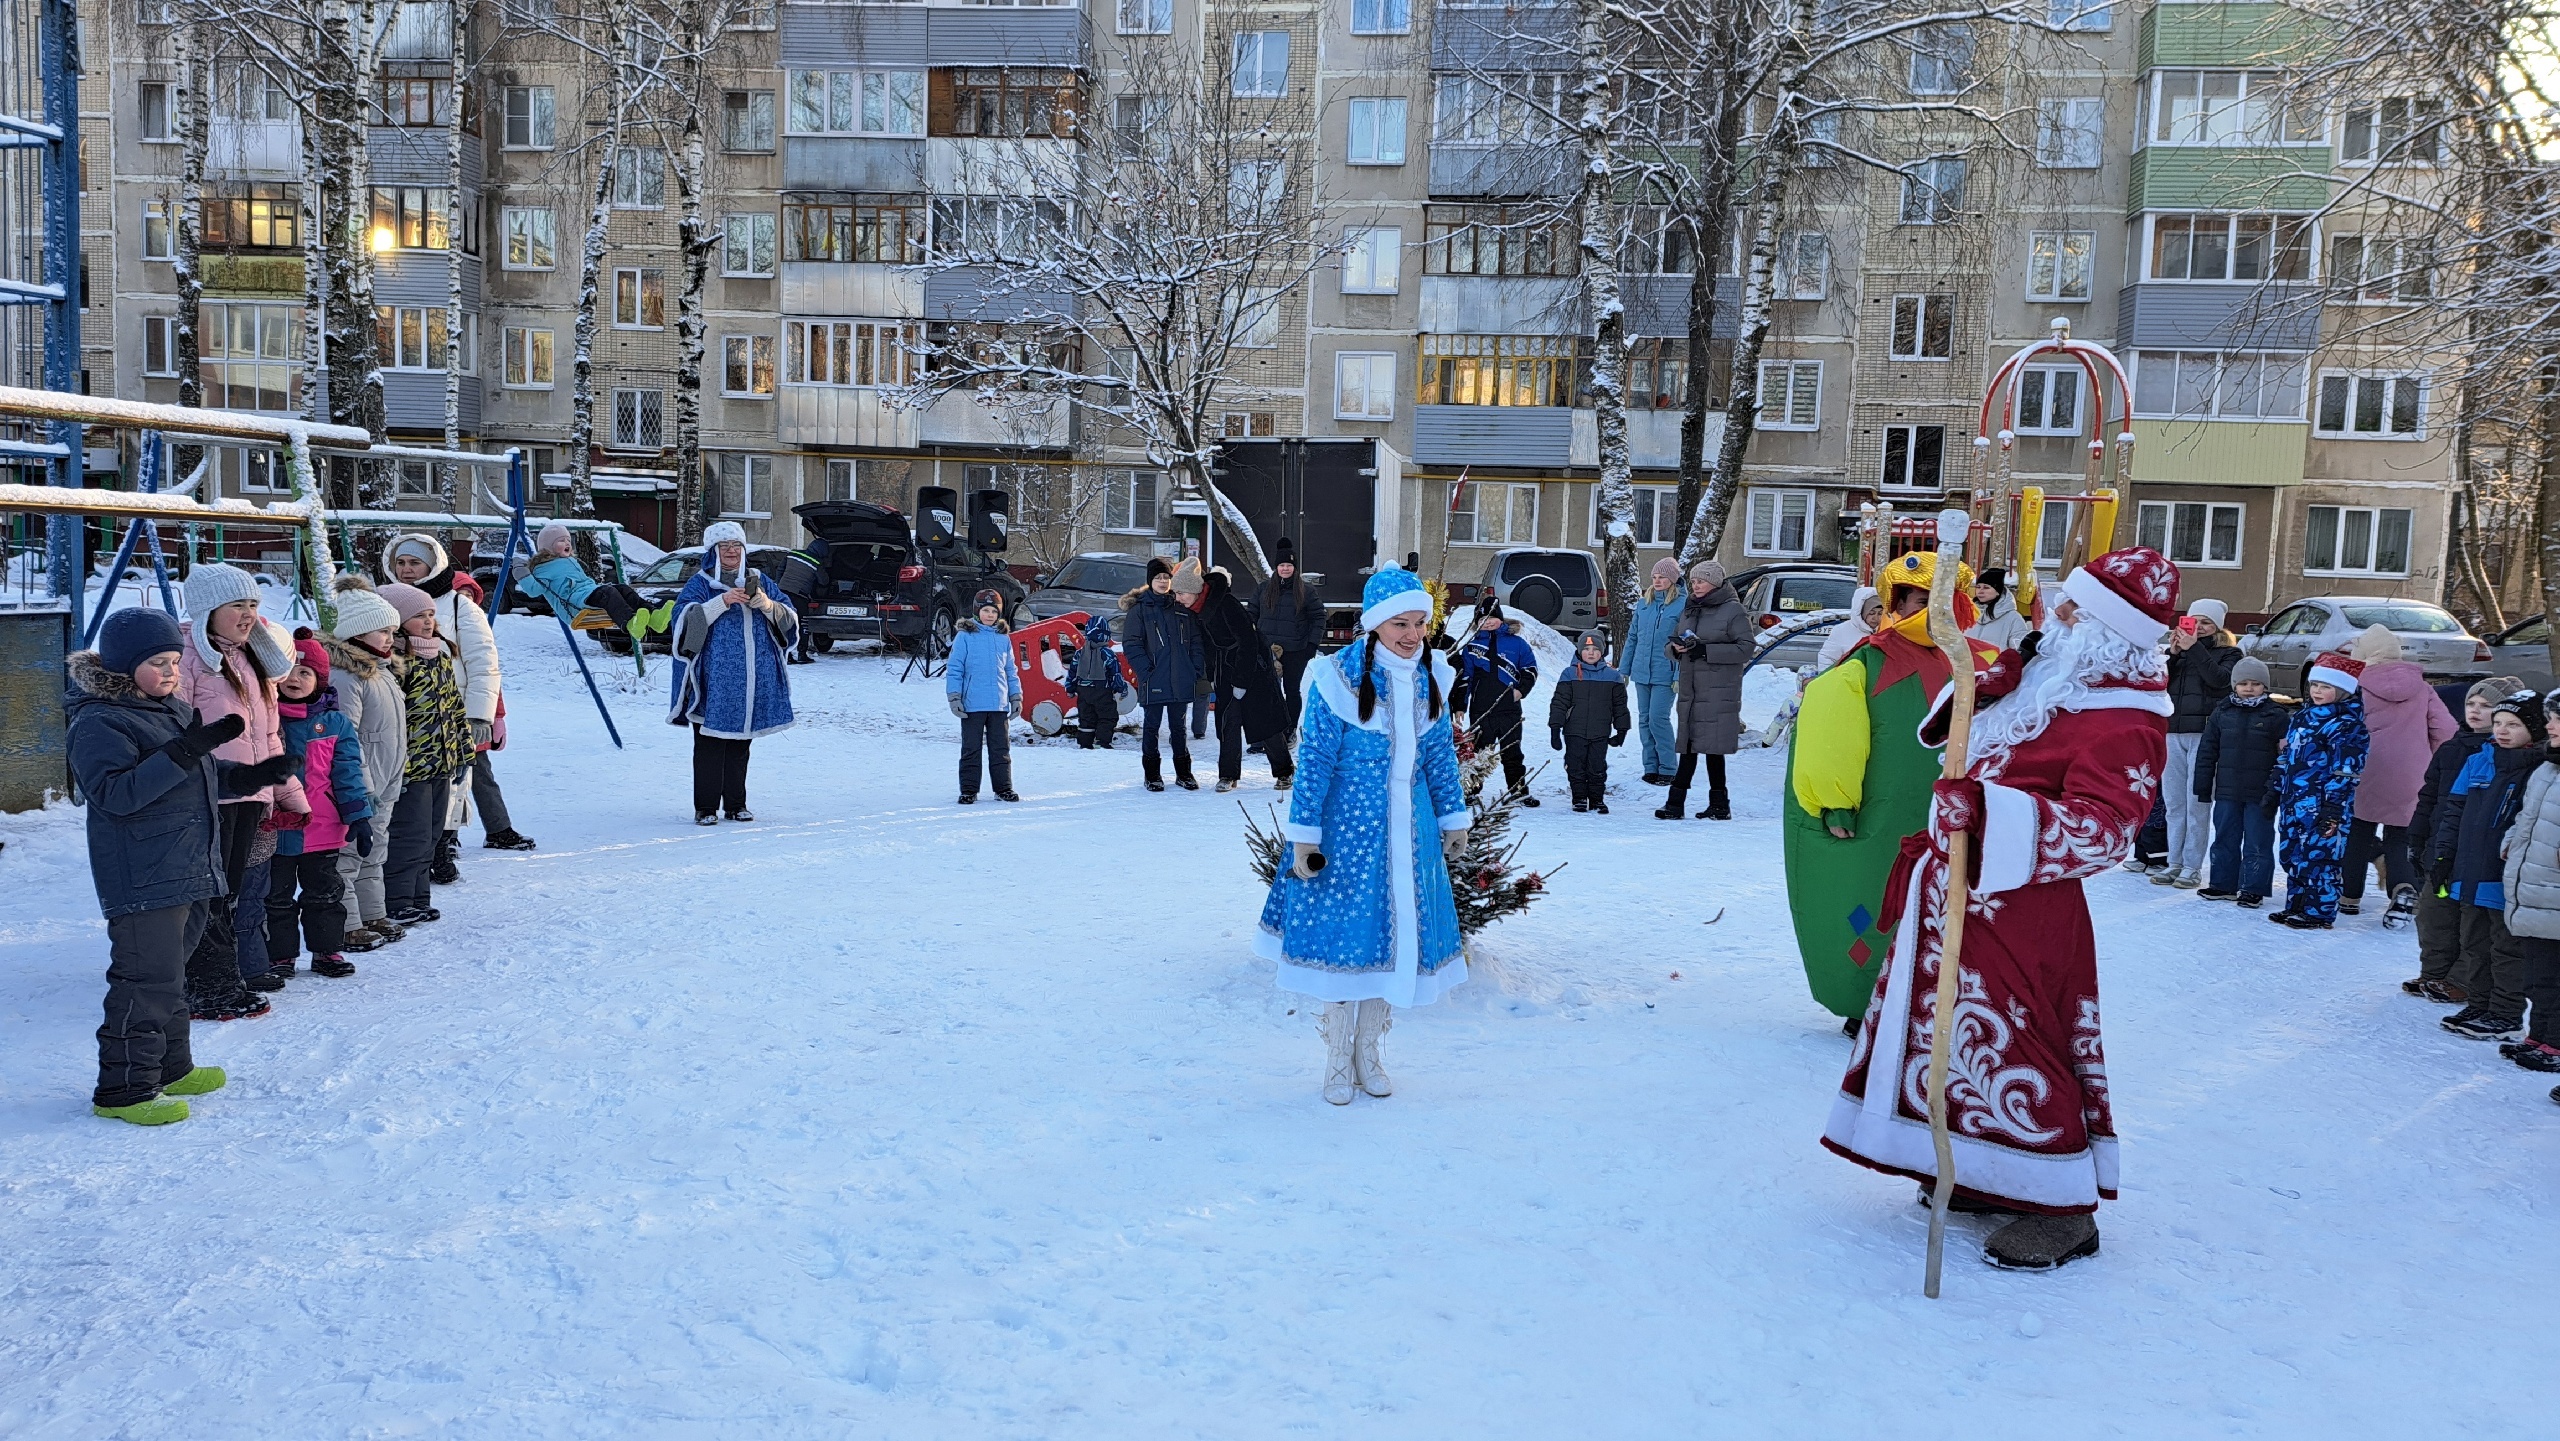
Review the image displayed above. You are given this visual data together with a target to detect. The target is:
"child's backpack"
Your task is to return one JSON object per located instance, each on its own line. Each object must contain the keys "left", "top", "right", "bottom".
{"left": 1075, "top": 615, "right": 1127, "bottom": 695}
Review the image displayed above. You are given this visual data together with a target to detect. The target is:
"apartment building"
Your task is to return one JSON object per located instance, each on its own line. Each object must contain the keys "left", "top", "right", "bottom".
{"left": 77, "top": 0, "right": 2457, "bottom": 621}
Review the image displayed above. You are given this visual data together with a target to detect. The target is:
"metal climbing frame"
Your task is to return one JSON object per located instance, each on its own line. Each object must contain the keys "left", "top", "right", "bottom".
{"left": 0, "top": 0, "right": 81, "bottom": 611}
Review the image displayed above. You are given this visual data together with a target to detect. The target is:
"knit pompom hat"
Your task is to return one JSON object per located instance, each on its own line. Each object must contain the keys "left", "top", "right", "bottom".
{"left": 329, "top": 586, "right": 402, "bottom": 640}
{"left": 536, "top": 522, "right": 573, "bottom": 554}
{"left": 2350, "top": 622, "right": 2403, "bottom": 664}
{"left": 182, "top": 563, "right": 263, "bottom": 665}
{"left": 288, "top": 626, "right": 332, "bottom": 689}
{"left": 1359, "top": 567, "right": 1431, "bottom": 631}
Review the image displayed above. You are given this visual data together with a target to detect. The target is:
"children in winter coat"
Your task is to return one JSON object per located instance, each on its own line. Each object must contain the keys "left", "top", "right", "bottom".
{"left": 177, "top": 563, "right": 304, "bottom": 1015}
{"left": 1455, "top": 601, "right": 1541, "bottom": 804}
{"left": 2499, "top": 691, "right": 2560, "bottom": 1070}
{"left": 2268, "top": 652, "right": 2370, "bottom": 929}
{"left": 2404, "top": 677, "right": 2516, "bottom": 1001}
{"left": 2192, "top": 656, "right": 2292, "bottom": 906}
{"left": 1547, "top": 630, "right": 1630, "bottom": 813}
{"left": 2433, "top": 689, "right": 2548, "bottom": 1041}
{"left": 266, "top": 630, "right": 371, "bottom": 980}
{"left": 1814, "top": 587, "right": 1883, "bottom": 672}
{"left": 70, "top": 608, "right": 296, "bottom": 1124}
{"left": 322, "top": 582, "right": 410, "bottom": 950}
{"left": 2342, "top": 624, "right": 2458, "bottom": 924}
{"left": 945, "top": 590, "right": 1022, "bottom": 804}
{"left": 1122, "top": 557, "right": 1206, "bottom": 791}
{"left": 381, "top": 581, "right": 475, "bottom": 926}
{"left": 1066, "top": 611, "right": 1127, "bottom": 750}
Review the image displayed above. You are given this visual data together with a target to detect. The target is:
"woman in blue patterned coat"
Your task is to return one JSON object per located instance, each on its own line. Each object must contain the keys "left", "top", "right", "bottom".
{"left": 669, "top": 522, "right": 798, "bottom": 825}
{"left": 1256, "top": 568, "right": 1471, "bottom": 1105}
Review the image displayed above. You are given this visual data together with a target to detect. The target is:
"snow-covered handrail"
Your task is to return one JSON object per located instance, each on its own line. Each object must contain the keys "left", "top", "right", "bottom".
{"left": 0, "top": 385, "right": 374, "bottom": 450}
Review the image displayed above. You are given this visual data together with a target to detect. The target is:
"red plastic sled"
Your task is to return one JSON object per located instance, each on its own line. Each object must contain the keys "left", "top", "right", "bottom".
{"left": 1010, "top": 611, "right": 1134, "bottom": 736}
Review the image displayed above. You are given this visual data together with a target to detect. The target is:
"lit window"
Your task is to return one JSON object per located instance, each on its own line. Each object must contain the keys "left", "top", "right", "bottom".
{"left": 612, "top": 268, "right": 666, "bottom": 329}
{"left": 503, "top": 327, "right": 554, "bottom": 388}
{"left": 1335, "top": 352, "right": 1397, "bottom": 420}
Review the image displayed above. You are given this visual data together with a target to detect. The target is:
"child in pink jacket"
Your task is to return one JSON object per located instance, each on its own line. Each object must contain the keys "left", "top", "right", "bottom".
{"left": 177, "top": 563, "right": 307, "bottom": 1015}
{"left": 266, "top": 631, "right": 372, "bottom": 979}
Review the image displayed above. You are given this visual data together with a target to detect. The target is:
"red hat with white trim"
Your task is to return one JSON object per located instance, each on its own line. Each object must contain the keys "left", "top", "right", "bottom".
{"left": 2059, "top": 546, "right": 2182, "bottom": 648}
{"left": 2307, "top": 652, "right": 2366, "bottom": 694}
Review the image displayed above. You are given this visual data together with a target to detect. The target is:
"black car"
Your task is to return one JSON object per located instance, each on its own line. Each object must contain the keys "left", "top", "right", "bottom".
{"left": 792, "top": 498, "right": 1028, "bottom": 656}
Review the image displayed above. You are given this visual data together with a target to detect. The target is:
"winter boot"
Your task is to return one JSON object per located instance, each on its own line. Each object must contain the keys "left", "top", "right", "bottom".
{"left": 2338, "top": 897, "right": 2361, "bottom": 916}
{"left": 341, "top": 926, "right": 385, "bottom": 954}
{"left": 483, "top": 829, "right": 538, "bottom": 851}
{"left": 1216, "top": 779, "right": 1239, "bottom": 793}
{"left": 1698, "top": 796, "right": 1732, "bottom": 820}
{"left": 191, "top": 992, "right": 270, "bottom": 1022}
{"left": 312, "top": 955, "right": 355, "bottom": 979}
{"left": 369, "top": 917, "right": 407, "bottom": 943}
{"left": 727, "top": 809, "right": 755, "bottom": 822}
{"left": 994, "top": 790, "right": 1020, "bottom": 803}
{"left": 1572, "top": 797, "right": 1591, "bottom": 813}
{"left": 1176, "top": 774, "right": 1200, "bottom": 791}
{"left": 2197, "top": 886, "right": 2238, "bottom": 901}
{"left": 2151, "top": 867, "right": 2182, "bottom": 886}
{"left": 1655, "top": 785, "right": 1689, "bottom": 821}
{"left": 2384, "top": 885, "right": 2417, "bottom": 930}
{"left": 1984, "top": 1212, "right": 2101, "bottom": 1270}
{"left": 93, "top": 1097, "right": 189, "bottom": 1126}
{"left": 2172, "top": 869, "right": 2203, "bottom": 889}
{"left": 1352, "top": 998, "right": 1393, "bottom": 1098}
{"left": 163, "top": 1066, "right": 227, "bottom": 1096}
{"left": 2445, "top": 1009, "right": 2523, "bottom": 1041}
{"left": 1592, "top": 799, "right": 1609, "bottom": 814}
{"left": 1319, "top": 1002, "right": 1357, "bottom": 1106}
{"left": 430, "top": 831, "right": 461, "bottom": 886}
{"left": 2275, "top": 911, "right": 2333, "bottom": 931}
{"left": 2235, "top": 894, "right": 2265, "bottom": 909}
{"left": 696, "top": 812, "right": 719, "bottom": 826}
{"left": 243, "top": 968, "right": 286, "bottom": 993}
{"left": 1513, "top": 788, "right": 1540, "bottom": 808}
{"left": 957, "top": 793, "right": 977, "bottom": 805}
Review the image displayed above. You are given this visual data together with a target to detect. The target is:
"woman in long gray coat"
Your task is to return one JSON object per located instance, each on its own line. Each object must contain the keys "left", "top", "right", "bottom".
{"left": 1657, "top": 559, "right": 1753, "bottom": 821}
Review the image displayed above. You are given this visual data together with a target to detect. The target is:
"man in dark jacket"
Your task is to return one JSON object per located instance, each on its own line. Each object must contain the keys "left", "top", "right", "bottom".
{"left": 1454, "top": 600, "right": 1541, "bottom": 804}
{"left": 1120, "top": 557, "right": 1206, "bottom": 791}
{"left": 2160, "top": 599, "right": 2241, "bottom": 887}
{"left": 1201, "top": 569, "right": 1295, "bottom": 792}
{"left": 1249, "top": 537, "right": 1326, "bottom": 730}
{"left": 1548, "top": 630, "right": 1630, "bottom": 812}
{"left": 2405, "top": 677, "right": 2517, "bottom": 1001}
{"left": 2192, "top": 656, "right": 2292, "bottom": 905}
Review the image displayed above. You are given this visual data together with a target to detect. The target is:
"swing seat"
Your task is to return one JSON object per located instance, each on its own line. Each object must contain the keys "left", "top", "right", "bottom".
{"left": 570, "top": 606, "right": 620, "bottom": 632}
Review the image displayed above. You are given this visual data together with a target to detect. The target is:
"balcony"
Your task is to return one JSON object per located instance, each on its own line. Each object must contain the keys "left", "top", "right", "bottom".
{"left": 780, "top": 262, "right": 925, "bottom": 316}
{"left": 782, "top": 136, "right": 926, "bottom": 192}
{"left": 917, "top": 389, "right": 1071, "bottom": 447}
{"left": 1428, "top": 144, "right": 1572, "bottom": 199}
{"left": 369, "top": 126, "right": 485, "bottom": 188}
{"left": 2127, "top": 147, "right": 2328, "bottom": 214}
{"left": 777, "top": 2, "right": 1084, "bottom": 69}
{"left": 207, "top": 119, "right": 299, "bottom": 178}
{"left": 2137, "top": 3, "right": 2326, "bottom": 69}
{"left": 381, "top": 370, "right": 481, "bottom": 433}
{"left": 2127, "top": 417, "right": 2307, "bottom": 488}
{"left": 2116, "top": 280, "right": 2320, "bottom": 350}
{"left": 779, "top": 385, "right": 922, "bottom": 447}
{"left": 374, "top": 250, "right": 484, "bottom": 310}
{"left": 201, "top": 254, "right": 304, "bottom": 298}
{"left": 921, "top": 268, "right": 1072, "bottom": 323}
{"left": 1623, "top": 275, "right": 1738, "bottom": 340}
{"left": 1418, "top": 276, "right": 1580, "bottom": 334}
{"left": 1429, "top": 4, "right": 1573, "bottom": 72}
{"left": 1410, "top": 404, "right": 1708, "bottom": 469}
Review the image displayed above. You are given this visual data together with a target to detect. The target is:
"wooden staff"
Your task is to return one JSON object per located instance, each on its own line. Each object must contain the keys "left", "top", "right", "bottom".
{"left": 1920, "top": 507, "right": 1979, "bottom": 1299}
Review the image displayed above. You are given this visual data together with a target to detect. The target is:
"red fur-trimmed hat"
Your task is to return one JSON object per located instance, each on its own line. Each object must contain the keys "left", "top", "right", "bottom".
{"left": 2060, "top": 546, "right": 2181, "bottom": 647}
{"left": 2307, "top": 652, "right": 2366, "bottom": 695}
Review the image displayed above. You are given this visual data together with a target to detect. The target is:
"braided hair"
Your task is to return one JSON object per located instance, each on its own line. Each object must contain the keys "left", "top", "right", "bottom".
{"left": 1354, "top": 631, "right": 1443, "bottom": 724}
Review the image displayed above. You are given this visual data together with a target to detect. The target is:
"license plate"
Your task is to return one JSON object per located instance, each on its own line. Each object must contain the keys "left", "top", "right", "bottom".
{"left": 827, "top": 605, "right": 871, "bottom": 618}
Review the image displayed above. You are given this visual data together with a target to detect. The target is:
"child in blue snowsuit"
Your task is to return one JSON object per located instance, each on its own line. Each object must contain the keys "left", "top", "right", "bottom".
{"left": 1067, "top": 610, "right": 1127, "bottom": 750}
{"left": 2269, "top": 654, "right": 2370, "bottom": 929}
{"left": 945, "top": 589, "right": 1022, "bottom": 803}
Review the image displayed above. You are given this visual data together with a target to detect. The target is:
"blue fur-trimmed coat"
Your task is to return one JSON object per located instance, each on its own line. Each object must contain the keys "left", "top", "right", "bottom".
{"left": 1256, "top": 643, "right": 1472, "bottom": 1007}
{"left": 2273, "top": 694, "right": 2368, "bottom": 872}
{"left": 667, "top": 564, "right": 799, "bottom": 739}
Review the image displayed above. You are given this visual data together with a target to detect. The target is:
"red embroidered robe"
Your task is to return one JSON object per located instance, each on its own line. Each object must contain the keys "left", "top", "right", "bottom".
{"left": 1821, "top": 697, "right": 2168, "bottom": 1215}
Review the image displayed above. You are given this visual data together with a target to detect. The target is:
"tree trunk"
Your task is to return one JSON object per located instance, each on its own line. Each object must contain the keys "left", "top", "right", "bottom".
{"left": 441, "top": 0, "right": 467, "bottom": 505}
{"left": 1682, "top": 167, "right": 1789, "bottom": 566}
{"left": 1575, "top": 0, "right": 1638, "bottom": 654}
{"left": 672, "top": 21, "right": 712, "bottom": 548}
{"left": 301, "top": 45, "right": 331, "bottom": 436}
{"left": 173, "top": 30, "right": 209, "bottom": 483}
{"left": 567, "top": 87, "right": 624, "bottom": 525}
{"left": 1672, "top": 23, "right": 1743, "bottom": 557}
{"left": 2539, "top": 365, "right": 2560, "bottom": 681}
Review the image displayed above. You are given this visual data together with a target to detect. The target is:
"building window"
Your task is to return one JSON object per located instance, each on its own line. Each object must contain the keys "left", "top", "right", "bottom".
{"left": 2133, "top": 351, "right": 2308, "bottom": 420}
{"left": 717, "top": 453, "right": 773, "bottom": 517}
{"left": 1343, "top": 226, "right": 1401, "bottom": 294}
{"left": 723, "top": 334, "right": 777, "bottom": 396}
{"left": 1777, "top": 231, "right": 1829, "bottom": 299}
{"left": 1907, "top": 25, "right": 1973, "bottom": 94}
{"left": 197, "top": 306, "right": 302, "bottom": 410}
{"left": 937, "top": 68, "right": 1078, "bottom": 138}
{"left": 1621, "top": 206, "right": 1697, "bottom": 275}
{"left": 1221, "top": 411, "right": 1278, "bottom": 438}
{"left": 1232, "top": 32, "right": 1289, "bottom": 97}
{"left": 1228, "top": 159, "right": 1285, "bottom": 223}
{"left": 2136, "top": 500, "right": 2243, "bottom": 567}
{"left": 927, "top": 196, "right": 1067, "bottom": 262}
{"left": 502, "top": 326, "right": 554, "bottom": 388}
{"left": 1889, "top": 294, "right": 1953, "bottom": 360}
{"left": 732, "top": 0, "right": 774, "bottom": 27}
{"left": 1432, "top": 73, "right": 1563, "bottom": 145}
{"left": 788, "top": 70, "right": 926, "bottom": 136}
{"left": 143, "top": 200, "right": 173, "bottom": 261}
{"left": 1589, "top": 484, "right": 1679, "bottom": 546}
{"left": 503, "top": 86, "right": 555, "bottom": 149}
{"left": 2314, "top": 372, "right": 2424, "bottom": 438}
{"left": 378, "top": 77, "right": 459, "bottom": 128}
{"left": 1448, "top": 479, "right": 1540, "bottom": 546}
{"left": 1353, "top": 0, "right": 1409, "bottom": 32}
{"left": 2047, "top": 0, "right": 2110, "bottom": 31}
{"left": 143, "top": 315, "right": 177, "bottom": 376}
{"left": 723, "top": 212, "right": 778, "bottom": 276}
{"left": 1899, "top": 157, "right": 1965, "bottom": 225}
{"left": 2027, "top": 230, "right": 2093, "bottom": 300}
{"left": 1879, "top": 424, "right": 1945, "bottom": 491}
{"left": 140, "top": 81, "right": 173, "bottom": 141}
{"left": 1117, "top": 0, "right": 1169, "bottom": 34}
{"left": 784, "top": 318, "right": 921, "bottom": 387}
{"left": 1102, "top": 469, "right": 1161, "bottom": 533}
{"left": 784, "top": 196, "right": 924, "bottom": 264}
{"left": 213, "top": 446, "right": 291, "bottom": 495}
{"left": 1756, "top": 359, "right": 1821, "bottom": 430}
{"left": 2015, "top": 366, "right": 2081, "bottom": 435}
{"left": 2142, "top": 70, "right": 2319, "bottom": 146}
{"left": 1112, "top": 95, "right": 1171, "bottom": 157}
{"left": 202, "top": 183, "right": 302, "bottom": 250}
{"left": 501, "top": 207, "right": 555, "bottom": 270}
{"left": 1347, "top": 97, "right": 1407, "bottom": 164}
{"left": 723, "top": 90, "right": 776, "bottom": 151}
{"left": 2343, "top": 97, "right": 2444, "bottom": 164}
{"left": 369, "top": 187, "right": 474, "bottom": 252}
{"left": 2146, "top": 213, "right": 2311, "bottom": 282}
{"left": 1423, "top": 203, "right": 1576, "bottom": 277}
{"left": 613, "top": 148, "right": 667, "bottom": 208}
{"left": 2329, "top": 235, "right": 2432, "bottom": 302}
{"left": 2036, "top": 97, "right": 2102, "bottom": 168}
{"left": 375, "top": 306, "right": 473, "bottom": 372}
{"left": 1417, "top": 334, "right": 1585, "bottom": 407}
{"left": 1630, "top": 338, "right": 1688, "bottom": 409}
{"left": 1744, "top": 489, "right": 1815, "bottom": 558}
{"left": 612, "top": 268, "right": 666, "bottom": 329}
{"left": 1335, "top": 352, "right": 1397, "bottom": 420}
{"left": 2304, "top": 505, "right": 2412, "bottom": 577}
{"left": 610, "top": 389, "right": 664, "bottom": 450}
{"left": 1228, "top": 287, "right": 1281, "bottom": 348}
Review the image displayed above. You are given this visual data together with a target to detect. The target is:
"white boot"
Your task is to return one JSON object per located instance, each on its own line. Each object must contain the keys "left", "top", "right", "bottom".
{"left": 1353, "top": 998, "right": 1393, "bottom": 1097}
{"left": 1320, "top": 1002, "right": 1357, "bottom": 1105}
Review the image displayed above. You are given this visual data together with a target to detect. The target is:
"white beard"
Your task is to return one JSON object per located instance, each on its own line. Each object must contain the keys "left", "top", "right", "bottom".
{"left": 1966, "top": 613, "right": 2166, "bottom": 778}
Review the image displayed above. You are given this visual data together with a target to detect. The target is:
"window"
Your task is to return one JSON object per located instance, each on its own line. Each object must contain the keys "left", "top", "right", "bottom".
{"left": 2037, "top": 97, "right": 2103, "bottom": 168}
{"left": 375, "top": 306, "right": 472, "bottom": 372}
{"left": 369, "top": 187, "right": 474, "bottom": 252}
{"left": 2304, "top": 505, "right": 2413, "bottom": 577}
{"left": 1416, "top": 334, "right": 1586, "bottom": 407}
{"left": 221, "top": 64, "right": 292, "bottom": 122}
{"left": 1621, "top": 206, "right": 1697, "bottom": 275}
{"left": 1353, "top": 0, "right": 1408, "bottom": 32}
{"left": 1336, "top": 352, "right": 1397, "bottom": 420}
{"left": 733, "top": 0, "right": 774, "bottom": 26}
{"left": 1777, "top": 231, "right": 1829, "bottom": 299}
{"left": 2314, "top": 372, "right": 2425, "bottom": 438}
{"left": 2329, "top": 235, "right": 2432, "bottom": 302}
{"left": 939, "top": 68, "right": 1078, "bottom": 138}
{"left": 378, "top": 77, "right": 458, "bottom": 128}
{"left": 2015, "top": 366, "right": 2081, "bottom": 435}
{"left": 1432, "top": 73, "right": 1564, "bottom": 145}
{"left": 1756, "top": 359, "right": 1821, "bottom": 430}
{"left": 1424, "top": 203, "right": 1577, "bottom": 276}
{"left": 1589, "top": 484, "right": 1679, "bottom": 546}
{"left": 1117, "top": 0, "right": 1169, "bottom": 33}
{"left": 1889, "top": 294, "right": 1953, "bottom": 360}
{"left": 1879, "top": 424, "right": 1945, "bottom": 490}
{"left": 612, "top": 268, "right": 666, "bottom": 329}
{"left": 1630, "top": 338, "right": 1688, "bottom": 409}
{"left": 143, "top": 315, "right": 177, "bottom": 376}
{"left": 1627, "top": 71, "right": 1702, "bottom": 144}
{"left": 2047, "top": 0, "right": 2110, "bottom": 30}
{"left": 503, "top": 0, "right": 555, "bottom": 24}
{"left": 501, "top": 207, "right": 555, "bottom": 270}
{"left": 1899, "top": 158, "right": 1965, "bottom": 225}
{"left": 140, "top": 81, "right": 173, "bottom": 141}
{"left": 2132, "top": 351, "right": 2308, "bottom": 420}
{"left": 213, "top": 447, "right": 290, "bottom": 495}
{"left": 1348, "top": 97, "right": 1407, "bottom": 164}
{"left": 1228, "top": 287, "right": 1282, "bottom": 348}
{"left": 1221, "top": 411, "right": 1277, "bottom": 438}
{"left": 723, "top": 212, "right": 778, "bottom": 276}
{"left": 1102, "top": 470, "right": 1161, "bottom": 533}
{"left": 614, "top": 148, "right": 667, "bottom": 208}
{"left": 2146, "top": 213, "right": 2312, "bottom": 282}
{"left": 1233, "top": 32, "right": 1289, "bottom": 97}
{"left": 502, "top": 326, "right": 554, "bottom": 388}
{"left": 2028, "top": 230, "right": 2093, "bottom": 300}
{"left": 783, "top": 319, "right": 922, "bottom": 387}
{"left": 611, "top": 389, "right": 664, "bottom": 450}
{"left": 1343, "top": 226, "right": 1401, "bottom": 294}
{"left": 785, "top": 195, "right": 924, "bottom": 264}
{"left": 1744, "top": 489, "right": 1815, "bottom": 558}
{"left": 723, "top": 335, "right": 777, "bottom": 396}
{"left": 1448, "top": 480, "right": 1540, "bottom": 546}
{"left": 723, "top": 90, "right": 776, "bottom": 151}
{"left": 717, "top": 454, "right": 773, "bottom": 517}
{"left": 143, "top": 200, "right": 173, "bottom": 261}
{"left": 788, "top": 70, "right": 926, "bottom": 136}
{"left": 928, "top": 196, "right": 1067, "bottom": 261}
{"left": 1112, "top": 95, "right": 1171, "bottom": 157}
{"left": 1907, "top": 25, "right": 1973, "bottom": 94}
{"left": 503, "top": 86, "right": 555, "bottom": 148}
{"left": 1799, "top": 112, "right": 1839, "bottom": 166}
{"left": 2135, "top": 500, "right": 2243, "bottom": 567}
{"left": 1228, "top": 159, "right": 1285, "bottom": 222}
{"left": 2342, "top": 97, "right": 2442, "bottom": 164}
{"left": 204, "top": 183, "right": 302, "bottom": 250}
{"left": 2143, "top": 70, "right": 2318, "bottom": 146}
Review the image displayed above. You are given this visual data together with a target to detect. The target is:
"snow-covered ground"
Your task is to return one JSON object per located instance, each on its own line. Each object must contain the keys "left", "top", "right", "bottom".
{"left": 2, "top": 620, "right": 2554, "bottom": 1439}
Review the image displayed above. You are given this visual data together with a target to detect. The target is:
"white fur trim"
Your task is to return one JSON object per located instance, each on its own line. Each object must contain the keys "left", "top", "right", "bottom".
{"left": 2307, "top": 662, "right": 2361, "bottom": 695}
{"left": 1307, "top": 647, "right": 1456, "bottom": 734}
{"left": 1361, "top": 588, "right": 1433, "bottom": 631}
{"left": 1975, "top": 781, "right": 2037, "bottom": 897}
{"left": 1437, "top": 809, "right": 1472, "bottom": 832}
{"left": 2062, "top": 566, "right": 2168, "bottom": 649}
